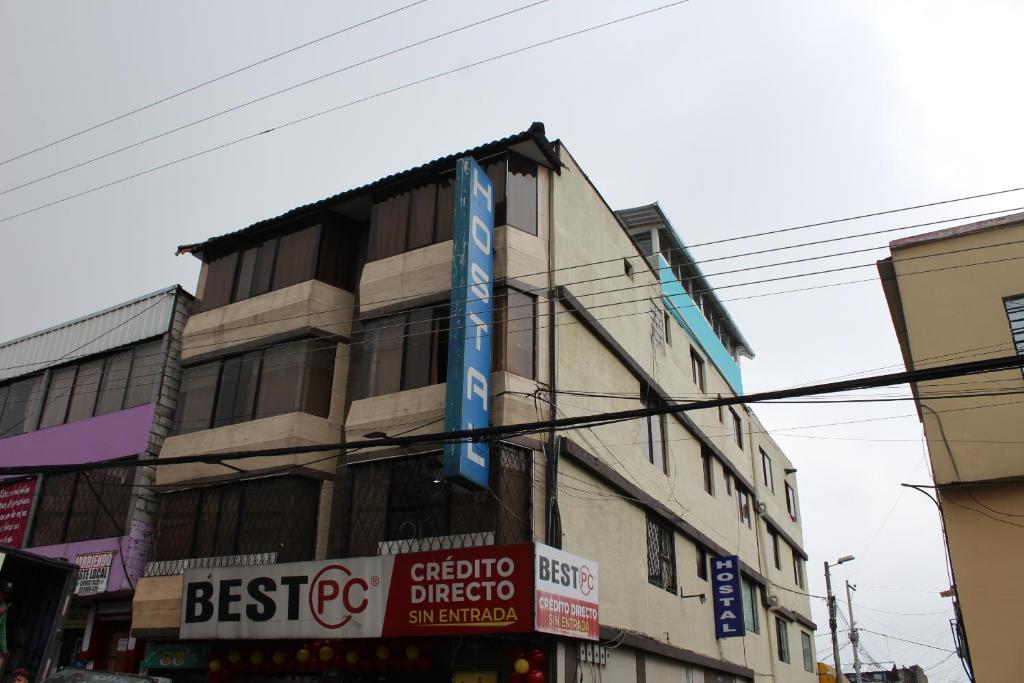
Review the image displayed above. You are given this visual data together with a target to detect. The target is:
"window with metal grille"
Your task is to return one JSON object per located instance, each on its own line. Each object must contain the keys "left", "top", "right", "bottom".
{"left": 152, "top": 475, "right": 320, "bottom": 563}
{"left": 1004, "top": 294, "right": 1024, "bottom": 356}
{"left": 646, "top": 514, "right": 676, "bottom": 593}
{"left": 336, "top": 444, "right": 532, "bottom": 556}
{"left": 28, "top": 466, "right": 134, "bottom": 547}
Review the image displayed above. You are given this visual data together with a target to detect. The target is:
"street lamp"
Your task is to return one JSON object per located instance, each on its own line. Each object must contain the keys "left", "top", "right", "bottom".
{"left": 824, "top": 555, "right": 855, "bottom": 677}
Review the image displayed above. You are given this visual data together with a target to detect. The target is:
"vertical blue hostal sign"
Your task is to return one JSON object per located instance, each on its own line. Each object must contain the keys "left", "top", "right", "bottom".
{"left": 443, "top": 156, "right": 494, "bottom": 489}
{"left": 711, "top": 555, "right": 745, "bottom": 638}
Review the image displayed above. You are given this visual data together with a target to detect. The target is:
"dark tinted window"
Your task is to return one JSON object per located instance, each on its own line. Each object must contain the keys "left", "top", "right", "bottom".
{"left": 369, "top": 193, "right": 411, "bottom": 261}
{"left": 354, "top": 306, "right": 451, "bottom": 399}
{"left": 506, "top": 153, "right": 538, "bottom": 235}
{"left": 0, "top": 376, "right": 43, "bottom": 437}
{"left": 273, "top": 225, "right": 320, "bottom": 290}
{"left": 66, "top": 359, "right": 104, "bottom": 423}
{"left": 94, "top": 351, "right": 132, "bottom": 415}
{"left": 123, "top": 341, "right": 164, "bottom": 408}
{"left": 434, "top": 174, "right": 455, "bottom": 243}
{"left": 29, "top": 467, "right": 133, "bottom": 546}
{"left": 174, "top": 339, "right": 336, "bottom": 434}
{"left": 407, "top": 184, "right": 438, "bottom": 251}
{"left": 38, "top": 366, "right": 76, "bottom": 429}
{"left": 233, "top": 246, "right": 258, "bottom": 301}
{"left": 153, "top": 476, "right": 319, "bottom": 563}
{"left": 202, "top": 252, "right": 238, "bottom": 311}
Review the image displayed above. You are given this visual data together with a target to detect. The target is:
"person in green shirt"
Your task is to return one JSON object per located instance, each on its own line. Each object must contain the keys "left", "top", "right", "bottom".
{"left": 0, "top": 580, "right": 13, "bottom": 664}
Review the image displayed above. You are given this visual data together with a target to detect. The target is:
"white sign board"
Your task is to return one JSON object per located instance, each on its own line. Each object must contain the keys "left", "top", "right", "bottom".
{"left": 75, "top": 551, "right": 113, "bottom": 595}
{"left": 534, "top": 543, "right": 599, "bottom": 640}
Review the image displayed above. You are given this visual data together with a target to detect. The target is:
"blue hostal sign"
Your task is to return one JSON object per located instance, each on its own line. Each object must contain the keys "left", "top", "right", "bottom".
{"left": 711, "top": 555, "right": 745, "bottom": 638}
{"left": 443, "top": 156, "right": 494, "bottom": 489}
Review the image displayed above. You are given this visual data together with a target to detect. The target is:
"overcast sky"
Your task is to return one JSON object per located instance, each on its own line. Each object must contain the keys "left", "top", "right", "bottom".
{"left": 4, "top": 1, "right": 1023, "bottom": 679}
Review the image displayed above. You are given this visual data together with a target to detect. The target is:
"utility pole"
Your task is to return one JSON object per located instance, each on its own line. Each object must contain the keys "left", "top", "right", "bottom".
{"left": 824, "top": 555, "right": 854, "bottom": 680}
{"left": 846, "top": 581, "right": 862, "bottom": 683}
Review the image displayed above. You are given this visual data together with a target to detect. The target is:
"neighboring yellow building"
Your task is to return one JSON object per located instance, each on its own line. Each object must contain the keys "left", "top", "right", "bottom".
{"left": 879, "top": 212, "right": 1024, "bottom": 682}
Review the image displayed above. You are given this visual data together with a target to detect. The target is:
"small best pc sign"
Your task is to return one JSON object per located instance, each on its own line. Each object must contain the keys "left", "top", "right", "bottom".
{"left": 711, "top": 555, "right": 745, "bottom": 638}
{"left": 443, "top": 156, "right": 495, "bottom": 489}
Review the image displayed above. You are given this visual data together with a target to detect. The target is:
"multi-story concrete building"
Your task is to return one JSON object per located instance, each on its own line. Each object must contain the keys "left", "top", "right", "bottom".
{"left": 879, "top": 213, "right": 1024, "bottom": 682}
{"left": 130, "top": 123, "right": 815, "bottom": 682}
{"left": 0, "top": 286, "right": 191, "bottom": 672}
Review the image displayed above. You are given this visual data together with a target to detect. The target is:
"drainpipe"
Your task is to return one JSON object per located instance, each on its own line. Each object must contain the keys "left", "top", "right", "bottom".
{"left": 545, "top": 164, "right": 561, "bottom": 548}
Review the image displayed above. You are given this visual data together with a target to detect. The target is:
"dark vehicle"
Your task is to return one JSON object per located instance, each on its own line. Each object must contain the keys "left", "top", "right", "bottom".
{"left": 43, "top": 669, "right": 162, "bottom": 683}
{"left": 0, "top": 546, "right": 77, "bottom": 682}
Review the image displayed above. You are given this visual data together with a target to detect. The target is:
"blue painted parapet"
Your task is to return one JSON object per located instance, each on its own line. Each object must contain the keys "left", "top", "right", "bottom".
{"left": 656, "top": 254, "right": 743, "bottom": 393}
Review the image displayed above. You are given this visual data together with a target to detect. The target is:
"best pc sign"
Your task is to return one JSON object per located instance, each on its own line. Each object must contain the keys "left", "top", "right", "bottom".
{"left": 179, "top": 543, "right": 601, "bottom": 642}
{"left": 180, "top": 544, "right": 533, "bottom": 639}
{"left": 534, "top": 544, "right": 599, "bottom": 641}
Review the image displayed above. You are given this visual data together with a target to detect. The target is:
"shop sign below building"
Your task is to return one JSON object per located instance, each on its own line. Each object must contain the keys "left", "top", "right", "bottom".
{"left": 710, "top": 555, "right": 745, "bottom": 639}
{"left": 443, "top": 155, "right": 495, "bottom": 489}
{"left": 534, "top": 544, "right": 599, "bottom": 641}
{"left": 180, "top": 543, "right": 533, "bottom": 640}
{"left": 0, "top": 479, "right": 36, "bottom": 547}
{"left": 75, "top": 551, "right": 113, "bottom": 595}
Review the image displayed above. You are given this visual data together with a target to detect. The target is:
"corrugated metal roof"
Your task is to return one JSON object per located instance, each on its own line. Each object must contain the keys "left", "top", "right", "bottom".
{"left": 178, "top": 122, "right": 561, "bottom": 260}
{"left": 617, "top": 203, "right": 754, "bottom": 358}
{"left": 0, "top": 286, "right": 182, "bottom": 382}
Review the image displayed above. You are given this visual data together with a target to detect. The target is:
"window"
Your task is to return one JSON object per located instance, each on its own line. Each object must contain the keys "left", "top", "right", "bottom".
{"left": 200, "top": 222, "right": 357, "bottom": 311}
{"left": 717, "top": 394, "right": 723, "bottom": 422}
{"left": 29, "top": 466, "right": 133, "bottom": 546}
{"left": 641, "top": 395, "right": 668, "bottom": 474}
{"left": 663, "top": 312, "right": 672, "bottom": 345}
{"left": 786, "top": 483, "right": 798, "bottom": 521}
{"left": 769, "top": 528, "right": 781, "bottom": 570}
{"left": 173, "top": 339, "right": 336, "bottom": 433}
{"left": 153, "top": 476, "right": 320, "bottom": 563}
{"left": 730, "top": 408, "right": 743, "bottom": 449}
{"left": 1004, "top": 294, "right": 1024, "bottom": 355}
{"left": 793, "top": 555, "right": 804, "bottom": 588}
{"left": 761, "top": 448, "right": 774, "bottom": 492}
{"left": 623, "top": 258, "right": 634, "bottom": 280}
{"left": 737, "top": 485, "right": 752, "bottom": 528}
{"left": 337, "top": 446, "right": 531, "bottom": 555}
{"left": 741, "top": 578, "right": 759, "bottom": 633}
{"left": 646, "top": 514, "right": 676, "bottom": 593}
{"left": 776, "top": 617, "right": 790, "bottom": 663}
{"left": 0, "top": 340, "right": 164, "bottom": 440}
{"left": 366, "top": 153, "right": 537, "bottom": 264}
{"left": 801, "top": 632, "right": 814, "bottom": 672}
{"left": 697, "top": 546, "right": 708, "bottom": 581}
{"left": 724, "top": 466, "right": 733, "bottom": 496}
{"left": 701, "top": 446, "right": 714, "bottom": 495}
{"left": 690, "top": 348, "right": 705, "bottom": 391}
{"left": 494, "top": 289, "right": 536, "bottom": 378}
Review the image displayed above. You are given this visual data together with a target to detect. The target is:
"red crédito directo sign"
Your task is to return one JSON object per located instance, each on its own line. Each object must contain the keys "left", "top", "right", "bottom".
{"left": 180, "top": 543, "right": 533, "bottom": 640}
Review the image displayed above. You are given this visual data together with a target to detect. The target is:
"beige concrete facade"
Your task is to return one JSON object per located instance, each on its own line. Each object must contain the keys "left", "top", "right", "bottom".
{"left": 133, "top": 130, "right": 814, "bottom": 682}
{"left": 881, "top": 213, "right": 1024, "bottom": 682}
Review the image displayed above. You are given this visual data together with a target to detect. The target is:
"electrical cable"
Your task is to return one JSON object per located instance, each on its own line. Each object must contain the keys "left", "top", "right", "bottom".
{"left": 858, "top": 629, "right": 956, "bottom": 654}
{"left": 3, "top": 348, "right": 1023, "bottom": 476}
{"left": 0, "top": 1, "right": 429, "bottom": 168}
{"left": 0, "top": 0, "right": 555, "bottom": 198}
{"left": 0, "top": 0, "right": 694, "bottom": 226}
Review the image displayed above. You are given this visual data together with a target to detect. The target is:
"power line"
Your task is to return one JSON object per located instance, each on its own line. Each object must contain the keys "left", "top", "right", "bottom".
{"left": 0, "top": 0, "right": 694, "bottom": 226}
{"left": 858, "top": 629, "right": 956, "bottom": 654}
{"left": 3, "top": 348, "right": 1023, "bottom": 476}
{"left": 0, "top": 1, "right": 429, "bottom": 168}
{"left": 0, "top": 0, "right": 555, "bottom": 197}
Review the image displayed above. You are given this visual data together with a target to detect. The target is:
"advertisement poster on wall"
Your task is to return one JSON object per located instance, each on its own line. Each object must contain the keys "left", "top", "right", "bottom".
{"left": 74, "top": 551, "right": 114, "bottom": 596}
{"left": 534, "top": 544, "right": 599, "bottom": 641}
{"left": 0, "top": 479, "right": 36, "bottom": 547}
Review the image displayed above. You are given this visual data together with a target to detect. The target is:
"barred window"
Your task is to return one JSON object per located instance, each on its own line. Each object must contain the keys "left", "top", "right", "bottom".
{"left": 29, "top": 466, "right": 133, "bottom": 547}
{"left": 153, "top": 475, "right": 320, "bottom": 563}
{"left": 646, "top": 514, "right": 676, "bottom": 593}
{"left": 336, "top": 445, "right": 531, "bottom": 556}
